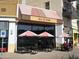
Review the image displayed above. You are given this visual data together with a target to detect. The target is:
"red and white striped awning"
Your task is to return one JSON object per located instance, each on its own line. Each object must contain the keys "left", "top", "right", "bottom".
{"left": 19, "top": 31, "right": 38, "bottom": 37}
{"left": 18, "top": 4, "right": 61, "bottom": 20}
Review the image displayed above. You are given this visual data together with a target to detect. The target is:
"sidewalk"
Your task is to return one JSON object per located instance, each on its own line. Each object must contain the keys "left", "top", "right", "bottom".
{"left": 0, "top": 47, "right": 79, "bottom": 59}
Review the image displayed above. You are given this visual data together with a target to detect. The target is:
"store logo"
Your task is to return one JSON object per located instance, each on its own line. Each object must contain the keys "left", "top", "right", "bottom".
{"left": 0, "top": 30, "right": 6, "bottom": 38}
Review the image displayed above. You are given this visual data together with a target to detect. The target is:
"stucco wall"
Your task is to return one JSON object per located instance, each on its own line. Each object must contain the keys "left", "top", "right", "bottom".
{"left": 0, "top": 0, "right": 18, "bottom": 17}
{"left": 50, "top": 0, "right": 63, "bottom": 19}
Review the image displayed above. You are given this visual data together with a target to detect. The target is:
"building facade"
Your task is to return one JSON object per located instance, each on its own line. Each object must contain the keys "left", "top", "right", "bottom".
{"left": 0, "top": 0, "right": 18, "bottom": 53}
{"left": 0, "top": 0, "right": 63, "bottom": 53}
{"left": 18, "top": 0, "right": 64, "bottom": 49}
{"left": 63, "top": 0, "right": 79, "bottom": 46}
{"left": 73, "top": 0, "right": 79, "bottom": 46}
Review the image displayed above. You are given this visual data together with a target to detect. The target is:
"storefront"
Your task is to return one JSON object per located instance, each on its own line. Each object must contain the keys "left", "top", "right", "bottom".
{"left": 15, "top": 4, "right": 63, "bottom": 53}
{"left": 0, "top": 4, "right": 63, "bottom": 53}
{"left": 0, "top": 0, "right": 18, "bottom": 53}
{"left": 17, "top": 23, "right": 55, "bottom": 52}
{"left": 0, "top": 18, "right": 17, "bottom": 53}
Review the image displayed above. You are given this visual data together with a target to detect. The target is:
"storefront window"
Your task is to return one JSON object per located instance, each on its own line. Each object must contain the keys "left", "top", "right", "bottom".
{"left": 74, "top": 33, "right": 79, "bottom": 46}
{"left": 0, "top": 22, "right": 8, "bottom": 30}
{"left": 18, "top": 23, "right": 55, "bottom": 31}
{"left": 74, "top": 33, "right": 77, "bottom": 40}
{"left": 0, "top": 22, "right": 8, "bottom": 52}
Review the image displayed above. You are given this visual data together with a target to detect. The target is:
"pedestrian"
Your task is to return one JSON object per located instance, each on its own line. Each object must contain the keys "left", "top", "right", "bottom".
{"left": 69, "top": 41, "right": 73, "bottom": 50}
{"left": 64, "top": 41, "right": 69, "bottom": 51}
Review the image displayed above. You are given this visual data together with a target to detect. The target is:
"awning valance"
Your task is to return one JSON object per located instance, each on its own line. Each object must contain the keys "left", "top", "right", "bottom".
{"left": 17, "top": 4, "right": 63, "bottom": 24}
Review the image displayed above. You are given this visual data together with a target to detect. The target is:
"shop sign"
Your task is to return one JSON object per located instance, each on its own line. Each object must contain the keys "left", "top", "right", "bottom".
{"left": 39, "top": 17, "right": 50, "bottom": 22}
{"left": 30, "top": 16, "right": 57, "bottom": 23}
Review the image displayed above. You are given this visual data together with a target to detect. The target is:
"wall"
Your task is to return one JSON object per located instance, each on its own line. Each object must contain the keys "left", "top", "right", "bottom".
{"left": 0, "top": 0, "right": 18, "bottom": 17}
{"left": 55, "top": 24, "right": 64, "bottom": 47}
{"left": 72, "top": 19, "right": 78, "bottom": 33}
{"left": 20, "top": 0, "right": 63, "bottom": 18}
{"left": 50, "top": 0, "right": 63, "bottom": 19}
{"left": 23, "top": 0, "right": 49, "bottom": 8}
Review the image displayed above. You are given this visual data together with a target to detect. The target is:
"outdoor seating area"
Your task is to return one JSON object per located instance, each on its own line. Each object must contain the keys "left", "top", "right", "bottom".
{"left": 61, "top": 40, "right": 73, "bottom": 51}
{"left": 17, "top": 31, "right": 55, "bottom": 54}
{"left": 17, "top": 37, "right": 55, "bottom": 53}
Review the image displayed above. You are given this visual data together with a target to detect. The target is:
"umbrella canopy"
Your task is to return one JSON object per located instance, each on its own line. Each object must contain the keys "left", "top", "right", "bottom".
{"left": 18, "top": 31, "right": 38, "bottom": 37}
{"left": 38, "top": 32, "right": 54, "bottom": 37}
{"left": 59, "top": 33, "right": 71, "bottom": 37}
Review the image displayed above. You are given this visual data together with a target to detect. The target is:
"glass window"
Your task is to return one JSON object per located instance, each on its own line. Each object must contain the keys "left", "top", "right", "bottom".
{"left": 18, "top": 23, "right": 55, "bottom": 31}
{"left": 45, "top": 1, "right": 50, "bottom": 9}
{"left": 32, "top": 25, "right": 38, "bottom": 31}
{"left": 18, "top": 24, "right": 31, "bottom": 30}
{"left": 0, "top": 22, "right": 8, "bottom": 37}
{"left": 1, "top": 8, "right": 6, "bottom": 12}
{"left": 0, "top": 22, "right": 8, "bottom": 30}
{"left": 38, "top": 26, "right": 44, "bottom": 31}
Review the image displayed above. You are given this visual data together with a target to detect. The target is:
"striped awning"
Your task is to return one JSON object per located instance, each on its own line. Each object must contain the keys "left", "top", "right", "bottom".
{"left": 17, "top": 4, "right": 63, "bottom": 24}
{"left": 18, "top": 4, "right": 61, "bottom": 19}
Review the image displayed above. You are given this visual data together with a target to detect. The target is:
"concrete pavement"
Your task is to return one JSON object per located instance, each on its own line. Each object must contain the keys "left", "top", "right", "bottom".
{"left": 1, "top": 47, "right": 79, "bottom": 59}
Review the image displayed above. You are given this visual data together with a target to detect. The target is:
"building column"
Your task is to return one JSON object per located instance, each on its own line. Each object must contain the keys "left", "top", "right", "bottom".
{"left": 8, "top": 22, "right": 17, "bottom": 53}
{"left": 55, "top": 24, "right": 64, "bottom": 48}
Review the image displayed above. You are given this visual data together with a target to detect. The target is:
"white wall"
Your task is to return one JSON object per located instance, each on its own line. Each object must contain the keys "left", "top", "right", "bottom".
{"left": 8, "top": 22, "right": 17, "bottom": 44}
{"left": 55, "top": 24, "right": 64, "bottom": 47}
{"left": 72, "top": 19, "right": 78, "bottom": 33}
{"left": 8, "top": 22, "right": 17, "bottom": 53}
{"left": 0, "top": 18, "right": 16, "bottom": 22}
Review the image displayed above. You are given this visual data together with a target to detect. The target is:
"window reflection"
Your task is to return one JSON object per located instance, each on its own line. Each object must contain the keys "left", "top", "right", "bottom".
{"left": 18, "top": 23, "right": 55, "bottom": 31}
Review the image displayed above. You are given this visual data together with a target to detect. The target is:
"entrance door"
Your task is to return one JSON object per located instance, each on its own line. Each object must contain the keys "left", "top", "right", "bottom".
{"left": 0, "top": 22, "right": 9, "bottom": 52}
{"left": 0, "top": 38, "right": 8, "bottom": 52}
